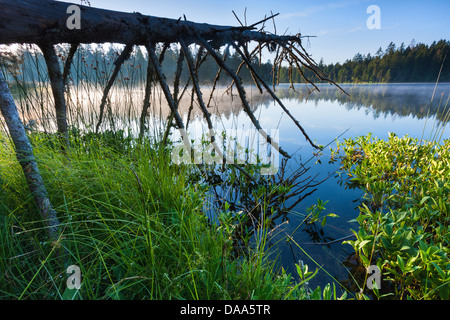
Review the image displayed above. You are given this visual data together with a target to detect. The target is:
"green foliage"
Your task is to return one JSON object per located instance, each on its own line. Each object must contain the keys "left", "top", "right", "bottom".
{"left": 277, "top": 40, "right": 450, "bottom": 84}
{"left": 336, "top": 133, "right": 450, "bottom": 299}
{"left": 305, "top": 199, "right": 338, "bottom": 227}
{"left": 0, "top": 131, "right": 329, "bottom": 300}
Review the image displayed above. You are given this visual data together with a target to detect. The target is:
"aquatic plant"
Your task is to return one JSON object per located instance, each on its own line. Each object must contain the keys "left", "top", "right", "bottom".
{"left": 335, "top": 133, "right": 450, "bottom": 299}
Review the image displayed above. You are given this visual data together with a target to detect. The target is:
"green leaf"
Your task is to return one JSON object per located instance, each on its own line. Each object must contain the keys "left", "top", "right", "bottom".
{"left": 328, "top": 213, "right": 339, "bottom": 218}
{"left": 397, "top": 255, "right": 405, "bottom": 271}
{"left": 310, "top": 286, "right": 322, "bottom": 300}
{"left": 439, "top": 284, "right": 449, "bottom": 300}
{"left": 323, "top": 284, "right": 332, "bottom": 300}
{"left": 419, "top": 196, "right": 431, "bottom": 206}
{"left": 431, "top": 262, "right": 445, "bottom": 278}
{"left": 358, "top": 240, "right": 371, "bottom": 250}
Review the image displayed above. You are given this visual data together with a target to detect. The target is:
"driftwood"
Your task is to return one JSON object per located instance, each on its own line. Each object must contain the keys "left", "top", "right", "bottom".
{"left": 0, "top": 0, "right": 342, "bottom": 243}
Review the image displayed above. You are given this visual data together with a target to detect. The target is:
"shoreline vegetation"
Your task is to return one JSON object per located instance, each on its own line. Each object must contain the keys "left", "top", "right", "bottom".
{"left": 0, "top": 130, "right": 339, "bottom": 300}
{"left": 1, "top": 38, "right": 449, "bottom": 300}
{"left": 333, "top": 134, "right": 450, "bottom": 300}
{"left": 2, "top": 121, "right": 449, "bottom": 300}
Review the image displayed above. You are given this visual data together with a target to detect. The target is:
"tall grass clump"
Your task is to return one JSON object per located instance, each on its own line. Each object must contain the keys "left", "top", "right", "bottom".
{"left": 0, "top": 130, "right": 322, "bottom": 300}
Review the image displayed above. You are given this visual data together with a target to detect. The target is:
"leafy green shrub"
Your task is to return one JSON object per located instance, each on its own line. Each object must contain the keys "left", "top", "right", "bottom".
{"left": 335, "top": 133, "right": 450, "bottom": 299}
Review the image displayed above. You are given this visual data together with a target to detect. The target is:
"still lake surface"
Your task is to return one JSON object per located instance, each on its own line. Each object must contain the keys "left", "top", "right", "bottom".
{"left": 184, "top": 82, "right": 450, "bottom": 293}
{"left": 15, "top": 81, "right": 450, "bottom": 294}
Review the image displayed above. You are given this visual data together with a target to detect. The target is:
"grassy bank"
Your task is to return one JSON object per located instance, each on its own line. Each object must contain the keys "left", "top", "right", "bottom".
{"left": 334, "top": 133, "right": 450, "bottom": 299}
{"left": 0, "top": 130, "right": 331, "bottom": 300}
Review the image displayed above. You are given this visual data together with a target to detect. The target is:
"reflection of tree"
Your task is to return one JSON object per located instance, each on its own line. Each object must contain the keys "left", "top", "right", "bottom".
{"left": 271, "top": 84, "right": 450, "bottom": 124}
{"left": 203, "top": 156, "right": 326, "bottom": 255}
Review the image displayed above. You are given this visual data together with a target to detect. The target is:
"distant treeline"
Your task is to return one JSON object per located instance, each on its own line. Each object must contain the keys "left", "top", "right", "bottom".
{"left": 2, "top": 40, "right": 449, "bottom": 86}
{"left": 295, "top": 40, "right": 450, "bottom": 83}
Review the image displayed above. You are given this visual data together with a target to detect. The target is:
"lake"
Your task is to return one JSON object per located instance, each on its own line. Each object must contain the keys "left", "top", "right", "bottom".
{"left": 180, "top": 82, "right": 450, "bottom": 294}
{"left": 13, "top": 81, "right": 450, "bottom": 295}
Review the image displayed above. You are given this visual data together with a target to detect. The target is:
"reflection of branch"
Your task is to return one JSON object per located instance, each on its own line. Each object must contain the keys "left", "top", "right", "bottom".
{"left": 231, "top": 42, "right": 321, "bottom": 149}
{"left": 199, "top": 36, "right": 290, "bottom": 159}
{"left": 297, "top": 234, "right": 355, "bottom": 246}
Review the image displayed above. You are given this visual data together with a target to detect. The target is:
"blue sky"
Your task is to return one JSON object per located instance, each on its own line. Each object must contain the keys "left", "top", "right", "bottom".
{"left": 64, "top": 0, "right": 450, "bottom": 64}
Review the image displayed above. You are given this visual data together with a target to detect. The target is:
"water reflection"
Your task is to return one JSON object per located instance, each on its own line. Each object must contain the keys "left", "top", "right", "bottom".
{"left": 12, "top": 82, "right": 450, "bottom": 296}
{"left": 272, "top": 83, "right": 450, "bottom": 123}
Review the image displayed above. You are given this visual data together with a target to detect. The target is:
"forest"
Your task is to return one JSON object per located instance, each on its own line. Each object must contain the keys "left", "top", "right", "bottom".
{"left": 3, "top": 40, "right": 450, "bottom": 88}
{"left": 310, "top": 40, "right": 450, "bottom": 83}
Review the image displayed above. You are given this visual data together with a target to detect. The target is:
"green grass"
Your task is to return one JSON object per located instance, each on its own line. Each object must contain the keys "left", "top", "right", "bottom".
{"left": 0, "top": 130, "right": 330, "bottom": 300}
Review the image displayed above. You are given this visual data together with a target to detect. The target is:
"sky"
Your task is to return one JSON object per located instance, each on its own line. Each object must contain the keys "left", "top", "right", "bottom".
{"left": 61, "top": 0, "right": 450, "bottom": 64}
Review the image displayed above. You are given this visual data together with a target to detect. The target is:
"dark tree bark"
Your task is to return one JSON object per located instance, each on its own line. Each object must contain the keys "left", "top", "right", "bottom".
{"left": 0, "top": 0, "right": 301, "bottom": 46}
{"left": 38, "top": 42, "right": 69, "bottom": 147}
{"left": 0, "top": 71, "right": 61, "bottom": 242}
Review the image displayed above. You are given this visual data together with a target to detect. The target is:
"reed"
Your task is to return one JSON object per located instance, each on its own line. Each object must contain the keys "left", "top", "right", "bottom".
{"left": 0, "top": 43, "right": 346, "bottom": 300}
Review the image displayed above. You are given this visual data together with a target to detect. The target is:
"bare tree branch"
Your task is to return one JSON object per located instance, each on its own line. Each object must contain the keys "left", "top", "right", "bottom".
{"left": 38, "top": 42, "right": 69, "bottom": 148}
{"left": 95, "top": 43, "right": 133, "bottom": 133}
{"left": 0, "top": 71, "right": 62, "bottom": 243}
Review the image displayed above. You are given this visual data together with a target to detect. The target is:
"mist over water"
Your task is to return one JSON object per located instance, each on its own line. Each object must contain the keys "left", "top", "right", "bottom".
{"left": 202, "top": 82, "right": 450, "bottom": 292}
{"left": 12, "top": 82, "right": 450, "bottom": 294}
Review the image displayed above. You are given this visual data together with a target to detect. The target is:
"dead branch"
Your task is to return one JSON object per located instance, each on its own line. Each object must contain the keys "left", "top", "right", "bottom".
{"left": 95, "top": 43, "right": 133, "bottom": 133}
{"left": 198, "top": 36, "right": 290, "bottom": 158}
{"left": 139, "top": 43, "right": 156, "bottom": 139}
{"left": 62, "top": 42, "right": 79, "bottom": 87}
{"left": 0, "top": 0, "right": 345, "bottom": 246}
{"left": 231, "top": 42, "right": 321, "bottom": 149}
{"left": 38, "top": 42, "right": 69, "bottom": 147}
{"left": 0, "top": 71, "right": 62, "bottom": 243}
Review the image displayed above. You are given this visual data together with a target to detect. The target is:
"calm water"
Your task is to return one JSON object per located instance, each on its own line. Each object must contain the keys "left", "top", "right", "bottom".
{"left": 186, "top": 83, "right": 450, "bottom": 294}
{"left": 14, "top": 81, "right": 450, "bottom": 295}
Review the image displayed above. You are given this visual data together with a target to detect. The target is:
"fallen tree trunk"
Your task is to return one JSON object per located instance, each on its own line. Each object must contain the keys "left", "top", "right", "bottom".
{"left": 0, "top": 0, "right": 301, "bottom": 46}
{"left": 0, "top": 0, "right": 336, "bottom": 150}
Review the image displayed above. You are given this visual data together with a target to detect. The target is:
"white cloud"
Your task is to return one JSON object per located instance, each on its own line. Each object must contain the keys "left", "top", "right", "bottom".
{"left": 348, "top": 25, "right": 363, "bottom": 33}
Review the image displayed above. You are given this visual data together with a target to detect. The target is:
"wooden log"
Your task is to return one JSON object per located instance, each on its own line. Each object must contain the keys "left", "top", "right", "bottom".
{"left": 0, "top": 0, "right": 301, "bottom": 46}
